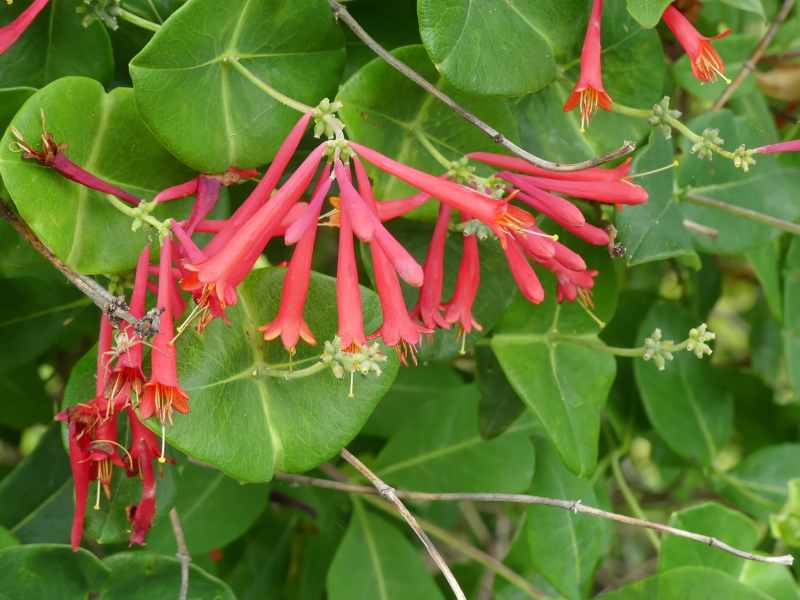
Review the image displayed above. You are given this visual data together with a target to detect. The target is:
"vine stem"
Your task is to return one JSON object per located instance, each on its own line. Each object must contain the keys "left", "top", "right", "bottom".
{"left": 228, "top": 59, "right": 314, "bottom": 114}
{"left": 339, "top": 449, "right": 468, "bottom": 600}
{"left": 611, "top": 450, "right": 660, "bottom": 550}
{"left": 684, "top": 192, "right": 800, "bottom": 236}
{"left": 117, "top": 7, "right": 161, "bottom": 33}
{"left": 712, "top": 0, "right": 796, "bottom": 110}
{"left": 326, "top": 0, "right": 636, "bottom": 172}
{"left": 169, "top": 508, "right": 191, "bottom": 600}
{"left": 276, "top": 471, "right": 795, "bottom": 566}
{"left": 0, "top": 201, "right": 144, "bottom": 328}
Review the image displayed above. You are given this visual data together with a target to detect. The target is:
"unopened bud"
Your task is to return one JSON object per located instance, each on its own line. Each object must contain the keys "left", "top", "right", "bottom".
{"left": 686, "top": 323, "right": 715, "bottom": 359}
{"left": 643, "top": 328, "right": 674, "bottom": 371}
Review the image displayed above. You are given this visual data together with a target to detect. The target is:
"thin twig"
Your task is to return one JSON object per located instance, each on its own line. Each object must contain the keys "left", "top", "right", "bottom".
{"left": 713, "top": 0, "right": 796, "bottom": 110}
{"left": 0, "top": 201, "right": 145, "bottom": 329}
{"left": 327, "top": 0, "right": 636, "bottom": 172}
{"left": 169, "top": 508, "right": 191, "bottom": 600}
{"left": 684, "top": 192, "right": 800, "bottom": 236}
{"left": 339, "top": 450, "right": 468, "bottom": 600}
{"left": 683, "top": 218, "right": 719, "bottom": 239}
{"left": 276, "top": 472, "right": 795, "bottom": 566}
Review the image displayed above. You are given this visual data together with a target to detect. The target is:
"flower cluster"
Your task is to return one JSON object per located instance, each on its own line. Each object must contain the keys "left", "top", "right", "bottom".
{"left": 564, "top": 0, "right": 731, "bottom": 129}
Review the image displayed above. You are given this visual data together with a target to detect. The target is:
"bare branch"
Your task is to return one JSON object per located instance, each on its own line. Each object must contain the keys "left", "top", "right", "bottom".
{"left": 685, "top": 192, "right": 800, "bottom": 236}
{"left": 0, "top": 201, "right": 148, "bottom": 330}
{"left": 327, "top": 0, "right": 636, "bottom": 172}
{"left": 339, "top": 449, "right": 468, "bottom": 600}
{"left": 169, "top": 508, "right": 191, "bottom": 600}
{"left": 713, "top": 0, "right": 796, "bottom": 110}
{"left": 682, "top": 218, "right": 719, "bottom": 240}
{"left": 277, "top": 472, "right": 795, "bottom": 567}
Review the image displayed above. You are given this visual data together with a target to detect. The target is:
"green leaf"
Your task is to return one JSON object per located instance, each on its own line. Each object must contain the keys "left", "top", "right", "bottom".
{"left": 598, "top": 566, "right": 773, "bottom": 599}
{"left": 626, "top": 0, "right": 672, "bottom": 28}
{"left": 0, "top": 424, "right": 73, "bottom": 545}
{"left": 417, "top": 0, "right": 583, "bottom": 96}
{"left": 361, "top": 364, "right": 464, "bottom": 438}
{"left": 675, "top": 35, "right": 760, "bottom": 102}
{"left": 721, "top": 0, "right": 765, "bottom": 17}
{"left": 0, "top": 527, "right": 19, "bottom": 550}
{"left": 739, "top": 561, "right": 800, "bottom": 600}
{"left": 145, "top": 460, "right": 269, "bottom": 554}
{"left": 0, "top": 362, "right": 52, "bottom": 429}
{"left": 748, "top": 238, "right": 783, "bottom": 322}
{"left": 0, "top": 77, "right": 195, "bottom": 274}
{"left": 476, "top": 345, "right": 526, "bottom": 439}
{"left": 0, "top": 544, "right": 109, "bottom": 599}
{"left": 0, "top": 0, "right": 113, "bottom": 88}
{"left": 0, "top": 87, "right": 35, "bottom": 131}
{"left": 526, "top": 439, "right": 609, "bottom": 600}
{"left": 491, "top": 244, "right": 618, "bottom": 476}
{"left": 0, "top": 219, "right": 61, "bottom": 281}
{"left": 616, "top": 131, "right": 698, "bottom": 267}
{"left": 374, "top": 386, "right": 535, "bottom": 492}
{"left": 337, "top": 44, "right": 519, "bottom": 210}
{"left": 783, "top": 238, "right": 800, "bottom": 398}
{"left": 634, "top": 302, "right": 733, "bottom": 466}
{"left": 130, "top": 0, "right": 345, "bottom": 172}
{"left": 658, "top": 502, "right": 759, "bottom": 575}
{"left": 361, "top": 218, "right": 516, "bottom": 360}
{"left": 513, "top": 1, "right": 666, "bottom": 164}
{"left": 0, "top": 277, "right": 91, "bottom": 373}
{"left": 680, "top": 111, "right": 800, "bottom": 255}
{"left": 168, "top": 268, "right": 397, "bottom": 482}
{"left": 326, "top": 503, "right": 445, "bottom": 600}
{"left": 101, "top": 552, "right": 235, "bottom": 599}
{"left": 717, "top": 444, "right": 800, "bottom": 521}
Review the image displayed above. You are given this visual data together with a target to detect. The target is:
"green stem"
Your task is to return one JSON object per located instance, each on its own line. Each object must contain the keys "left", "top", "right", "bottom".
{"left": 361, "top": 495, "right": 550, "bottom": 599}
{"left": 610, "top": 102, "right": 651, "bottom": 119}
{"left": 107, "top": 196, "right": 169, "bottom": 234}
{"left": 118, "top": 8, "right": 161, "bottom": 33}
{"left": 684, "top": 192, "right": 800, "bottom": 236}
{"left": 261, "top": 360, "right": 328, "bottom": 380}
{"left": 229, "top": 59, "right": 313, "bottom": 114}
{"left": 611, "top": 450, "right": 661, "bottom": 551}
{"left": 414, "top": 131, "right": 453, "bottom": 170}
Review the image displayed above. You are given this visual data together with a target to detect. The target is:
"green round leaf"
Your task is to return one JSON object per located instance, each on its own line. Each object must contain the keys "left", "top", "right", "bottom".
{"left": 0, "top": 544, "right": 109, "bottom": 600}
{"left": 626, "top": 0, "right": 672, "bottom": 28}
{"left": 337, "top": 44, "right": 519, "bottom": 213}
{"left": 0, "top": 0, "right": 113, "bottom": 88}
{"left": 0, "top": 87, "right": 35, "bottom": 131}
{"left": 0, "top": 77, "right": 195, "bottom": 274}
{"left": 418, "top": 0, "right": 585, "bottom": 96}
{"left": 101, "top": 552, "right": 235, "bottom": 600}
{"left": 130, "top": 0, "right": 346, "bottom": 172}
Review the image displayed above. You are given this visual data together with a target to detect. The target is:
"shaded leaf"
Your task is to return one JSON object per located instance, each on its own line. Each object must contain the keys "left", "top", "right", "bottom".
{"left": 476, "top": 344, "right": 526, "bottom": 439}
{"left": 374, "top": 386, "right": 536, "bottom": 492}
{"left": 783, "top": 238, "right": 800, "bottom": 398}
{"left": 598, "top": 566, "right": 772, "bottom": 599}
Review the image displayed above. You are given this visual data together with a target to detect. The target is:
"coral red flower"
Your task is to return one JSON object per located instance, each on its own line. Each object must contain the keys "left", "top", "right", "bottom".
{"left": 502, "top": 237, "right": 545, "bottom": 304}
{"left": 259, "top": 172, "right": 333, "bottom": 351}
{"left": 0, "top": 0, "right": 49, "bottom": 55}
{"left": 411, "top": 204, "right": 451, "bottom": 329}
{"left": 501, "top": 172, "right": 647, "bottom": 205}
{"left": 376, "top": 191, "right": 430, "bottom": 221}
{"left": 181, "top": 144, "right": 325, "bottom": 315}
{"left": 754, "top": 140, "right": 800, "bottom": 154}
{"left": 468, "top": 152, "right": 632, "bottom": 182}
{"left": 563, "top": 0, "right": 612, "bottom": 130}
{"left": 140, "top": 239, "right": 189, "bottom": 425}
{"left": 443, "top": 227, "right": 482, "bottom": 338}
{"left": 126, "top": 408, "right": 160, "bottom": 546}
{"left": 336, "top": 210, "right": 367, "bottom": 352}
{"left": 662, "top": 5, "right": 731, "bottom": 84}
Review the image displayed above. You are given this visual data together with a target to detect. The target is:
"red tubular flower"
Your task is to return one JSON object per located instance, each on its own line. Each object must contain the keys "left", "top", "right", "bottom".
{"left": 376, "top": 191, "right": 430, "bottom": 221}
{"left": 468, "top": 152, "right": 632, "bottom": 182}
{"left": 258, "top": 175, "right": 332, "bottom": 351}
{"left": 202, "top": 112, "right": 313, "bottom": 258}
{"left": 336, "top": 210, "right": 367, "bottom": 352}
{"left": 754, "top": 140, "right": 800, "bottom": 154}
{"left": 369, "top": 241, "right": 431, "bottom": 364}
{"left": 412, "top": 204, "right": 451, "bottom": 329}
{"left": 285, "top": 164, "right": 332, "bottom": 244}
{"left": 0, "top": 0, "right": 49, "bottom": 55}
{"left": 126, "top": 409, "right": 160, "bottom": 546}
{"left": 553, "top": 241, "right": 587, "bottom": 272}
{"left": 335, "top": 159, "right": 376, "bottom": 242}
{"left": 352, "top": 157, "right": 424, "bottom": 288}
{"left": 141, "top": 240, "right": 189, "bottom": 425}
{"left": 504, "top": 175, "right": 586, "bottom": 228}
{"left": 561, "top": 219, "right": 611, "bottom": 246}
{"left": 502, "top": 237, "right": 545, "bottom": 304}
{"left": 64, "top": 416, "right": 92, "bottom": 551}
{"left": 662, "top": 5, "right": 731, "bottom": 84}
{"left": 182, "top": 144, "right": 325, "bottom": 314}
{"left": 563, "top": 0, "right": 612, "bottom": 130}
{"left": 109, "top": 246, "right": 150, "bottom": 400}
{"left": 349, "top": 142, "right": 506, "bottom": 226}
{"left": 154, "top": 179, "right": 198, "bottom": 204}
{"left": 184, "top": 176, "right": 222, "bottom": 234}
{"left": 540, "top": 259, "right": 598, "bottom": 304}
{"left": 443, "top": 228, "right": 482, "bottom": 336}
{"left": 504, "top": 206, "right": 557, "bottom": 261}
{"left": 503, "top": 173, "right": 647, "bottom": 205}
